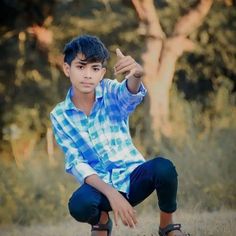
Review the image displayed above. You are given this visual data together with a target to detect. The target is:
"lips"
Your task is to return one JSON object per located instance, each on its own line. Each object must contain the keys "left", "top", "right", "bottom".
{"left": 81, "top": 82, "right": 93, "bottom": 86}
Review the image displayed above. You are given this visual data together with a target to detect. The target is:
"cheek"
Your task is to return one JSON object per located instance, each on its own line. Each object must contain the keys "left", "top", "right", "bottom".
{"left": 97, "top": 74, "right": 103, "bottom": 81}
{"left": 70, "top": 73, "right": 80, "bottom": 83}
{"left": 98, "top": 70, "right": 105, "bottom": 78}
{"left": 71, "top": 70, "right": 82, "bottom": 78}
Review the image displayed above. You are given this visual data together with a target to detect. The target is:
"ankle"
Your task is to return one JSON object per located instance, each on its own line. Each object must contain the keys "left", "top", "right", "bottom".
{"left": 160, "top": 211, "right": 173, "bottom": 229}
{"left": 99, "top": 211, "right": 109, "bottom": 224}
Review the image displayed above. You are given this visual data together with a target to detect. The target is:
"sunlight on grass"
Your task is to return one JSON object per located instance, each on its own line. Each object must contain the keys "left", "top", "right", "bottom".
{"left": 1, "top": 210, "right": 235, "bottom": 236}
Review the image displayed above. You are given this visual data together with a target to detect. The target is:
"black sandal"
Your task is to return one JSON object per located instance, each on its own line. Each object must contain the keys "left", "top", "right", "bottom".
{"left": 91, "top": 217, "right": 113, "bottom": 236}
{"left": 159, "top": 223, "right": 190, "bottom": 236}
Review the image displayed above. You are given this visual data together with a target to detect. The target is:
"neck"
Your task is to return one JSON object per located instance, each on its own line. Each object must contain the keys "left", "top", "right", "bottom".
{"left": 72, "top": 88, "right": 95, "bottom": 115}
{"left": 74, "top": 91, "right": 95, "bottom": 104}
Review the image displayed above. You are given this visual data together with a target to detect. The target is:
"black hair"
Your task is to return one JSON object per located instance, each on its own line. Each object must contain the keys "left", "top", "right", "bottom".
{"left": 63, "top": 35, "right": 109, "bottom": 65}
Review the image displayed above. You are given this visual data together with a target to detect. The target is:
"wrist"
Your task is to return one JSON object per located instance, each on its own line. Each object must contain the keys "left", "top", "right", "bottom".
{"left": 105, "top": 187, "right": 118, "bottom": 199}
{"left": 133, "top": 71, "right": 144, "bottom": 79}
{"left": 104, "top": 185, "right": 115, "bottom": 196}
{"left": 133, "top": 74, "right": 142, "bottom": 79}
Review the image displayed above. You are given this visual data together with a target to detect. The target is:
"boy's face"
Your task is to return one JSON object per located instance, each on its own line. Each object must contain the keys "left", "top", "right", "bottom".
{"left": 63, "top": 53, "right": 106, "bottom": 94}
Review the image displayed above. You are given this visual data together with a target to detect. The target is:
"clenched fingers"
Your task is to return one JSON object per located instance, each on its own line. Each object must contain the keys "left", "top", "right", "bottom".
{"left": 114, "top": 63, "right": 137, "bottom": 77}
{"left": 114, "top": 56, "right": 135, "bottom": 71}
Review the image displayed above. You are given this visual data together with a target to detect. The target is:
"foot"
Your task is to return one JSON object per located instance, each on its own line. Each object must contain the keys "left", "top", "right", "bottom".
{"left": 99, "top": 211, "right": 109, "bottom": 224}
{"left": 91, "top": 212, "right": 110, "bottom": 236}
{"left": 167, "top": 230, "right": 187, "bottom": 236}
{"left": 159, "top": 212, "right": 189, "bottom": 236}
{"left": 159, "top": 223, "right": 189, "bottom": 236}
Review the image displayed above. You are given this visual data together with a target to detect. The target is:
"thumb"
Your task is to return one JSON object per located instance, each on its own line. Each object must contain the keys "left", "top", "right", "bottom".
{"left": 116, "top": 48, "right": 125, "bottom": 59}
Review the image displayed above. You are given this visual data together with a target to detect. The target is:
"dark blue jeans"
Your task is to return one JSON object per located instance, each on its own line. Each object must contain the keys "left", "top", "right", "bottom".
{"left": 68, "top": 157, "right": 178, "bottom": 225}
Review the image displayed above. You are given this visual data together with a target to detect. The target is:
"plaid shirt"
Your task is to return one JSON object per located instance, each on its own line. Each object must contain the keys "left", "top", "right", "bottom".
{"left": 50, "top": 78, "right": 147, "bottom": 193}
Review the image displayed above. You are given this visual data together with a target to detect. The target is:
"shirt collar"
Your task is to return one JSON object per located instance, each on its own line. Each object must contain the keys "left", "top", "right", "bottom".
{"left": 95, "top": 80, "right": 103, "bottom": 99}
{"left": 64, "top": 81, "right": 103, "bottom": 111}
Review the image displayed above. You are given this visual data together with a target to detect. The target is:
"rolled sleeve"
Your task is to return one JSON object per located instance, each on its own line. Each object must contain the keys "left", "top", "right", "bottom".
{"left": 117, "top": 79, "right": 147, "bottom": 117}
{"left": 50, "top": 113, "right": 97, "bottom": 184}
{"left": 70, "top": 163, "right": 97, "bottom": 184}
{"left": 122, "top": 79, "right": 147, "bottom": 99}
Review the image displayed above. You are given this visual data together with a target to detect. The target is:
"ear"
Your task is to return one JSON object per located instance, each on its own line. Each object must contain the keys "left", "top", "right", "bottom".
{"left": 63, "top": 63, "right": 70, "bottom": 77}
{"left": 100, "top": 67, "right": 106, "bottom": 81}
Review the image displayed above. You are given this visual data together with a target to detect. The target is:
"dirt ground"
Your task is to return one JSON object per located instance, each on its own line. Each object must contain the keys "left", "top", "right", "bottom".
{"left": 0, "top": 210, "right": 235, "bottom": 236}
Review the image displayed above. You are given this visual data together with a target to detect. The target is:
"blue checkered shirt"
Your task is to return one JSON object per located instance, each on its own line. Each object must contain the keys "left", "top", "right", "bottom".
{"left": 50, "top": 78, "right": 147, "bottom": 193}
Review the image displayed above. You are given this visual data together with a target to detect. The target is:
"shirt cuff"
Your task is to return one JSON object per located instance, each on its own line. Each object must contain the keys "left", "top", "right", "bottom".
{"left": 69, "top": 162, "right": 97, "bottom": 184}
{"left": 122, "top": 79, "right": 147, "bottom": 99}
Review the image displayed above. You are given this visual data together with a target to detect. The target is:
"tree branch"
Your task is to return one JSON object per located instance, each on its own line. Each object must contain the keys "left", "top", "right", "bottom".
{"left": 132, "top": 0, "right": 165, "bottom": 39}
{"left": 157, "top": 36, "right": 195, "bottom": 87}
{"left": 131, "top": 0, "right": 147, "bottom": 21}
{"left": 173, "top": 0, "right": 213, "bottom": 36}
{"left": 27, "top": 16, "right": 53, "bottom": 51}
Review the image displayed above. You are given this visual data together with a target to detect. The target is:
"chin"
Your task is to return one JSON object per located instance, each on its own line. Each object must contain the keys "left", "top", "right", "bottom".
{"left": 81, "top": 89, "right": 94, "bottom": 94}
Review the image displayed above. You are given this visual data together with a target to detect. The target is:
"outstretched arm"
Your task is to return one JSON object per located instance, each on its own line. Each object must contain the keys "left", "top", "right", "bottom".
{"left": 114, "top": 48, "right": 144, "bottom": 94}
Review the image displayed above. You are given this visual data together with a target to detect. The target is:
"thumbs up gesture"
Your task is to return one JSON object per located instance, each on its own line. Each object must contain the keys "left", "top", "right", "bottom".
{"left": 114, "top": 48, "right": 144, "bottom": 79}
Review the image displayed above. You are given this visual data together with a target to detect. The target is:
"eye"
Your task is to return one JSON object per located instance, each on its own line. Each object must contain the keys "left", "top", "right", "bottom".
{"left": 93, "top": 67, "right": 100, "bottom": 71}
{"left": 76, "top": 65, "right": 84, "bottom": 69}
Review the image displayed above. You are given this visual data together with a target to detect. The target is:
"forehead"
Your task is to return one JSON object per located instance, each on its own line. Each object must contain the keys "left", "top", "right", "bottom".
{"left": 73, "top": 53, "right": 102, "bottom": 66}
{"left": 76, "top": 53, "right": 86, "bottom": 61}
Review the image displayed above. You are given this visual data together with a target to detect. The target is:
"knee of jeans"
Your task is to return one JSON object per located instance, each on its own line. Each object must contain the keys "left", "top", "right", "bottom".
{"left": 152, "top": 157, "right": 178, "bottom": 182}
{"left": 68, "top": 192, "right": 96, "bottom": 223}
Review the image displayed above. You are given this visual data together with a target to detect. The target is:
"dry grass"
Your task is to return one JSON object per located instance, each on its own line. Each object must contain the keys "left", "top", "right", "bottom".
{"left": 0, "top": 210, "right": 235, "bottom": 236}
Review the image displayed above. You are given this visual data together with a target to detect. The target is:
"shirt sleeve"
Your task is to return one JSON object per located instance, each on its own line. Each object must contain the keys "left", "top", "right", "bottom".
{"left": 50, "top": 113, "right": 97, "bottom": 184}
{"left": 106, "top": 78, "right": 147, "bottom": 118}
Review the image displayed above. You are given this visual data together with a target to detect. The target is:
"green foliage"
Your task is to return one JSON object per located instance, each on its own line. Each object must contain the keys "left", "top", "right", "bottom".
{"left": 1, "top": 0, "right": 235, "bottom": 142}
{"left": 0, "top": 148, "right": 77, "bottom": 225}
{"left": 130, "top": 86, "right": 236, "bottom": 212}
{"left": 176, "top": 1, "right": 236, "bottom": 105}
{"left": 166, "top": 88, "right": 236, "bottom": 211}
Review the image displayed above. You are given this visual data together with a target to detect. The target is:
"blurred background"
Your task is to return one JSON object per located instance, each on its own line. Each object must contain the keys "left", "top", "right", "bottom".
{"left": 0, "top": 0, "right": 235, "bottom": 227}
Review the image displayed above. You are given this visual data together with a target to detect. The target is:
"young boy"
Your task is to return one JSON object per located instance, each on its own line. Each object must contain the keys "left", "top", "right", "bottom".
{"left": 50, "top": 35, "right": 189, "bottom": 236}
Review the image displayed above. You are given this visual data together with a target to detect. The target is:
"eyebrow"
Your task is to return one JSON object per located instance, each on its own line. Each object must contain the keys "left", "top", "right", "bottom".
{"left": 74, "top": 60, "right": 87, "bottom": 65}
{"left": 74, "top": 60, "right": 102, "bottom": 67}
{"left": 91, "top": 64, "right": 102, "bottom": 68}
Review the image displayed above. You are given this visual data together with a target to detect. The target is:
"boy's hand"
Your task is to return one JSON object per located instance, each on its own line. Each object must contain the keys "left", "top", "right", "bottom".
{"left": 114, "top": 48, "right": 144, "bottom": 79}
{"left": 107, "top": 188, "right": 137, "bottom": 228}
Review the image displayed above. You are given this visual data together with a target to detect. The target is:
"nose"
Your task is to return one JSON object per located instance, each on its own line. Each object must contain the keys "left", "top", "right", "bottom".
{"left": 83, "top": 68, "right": 92, "bottom": 79}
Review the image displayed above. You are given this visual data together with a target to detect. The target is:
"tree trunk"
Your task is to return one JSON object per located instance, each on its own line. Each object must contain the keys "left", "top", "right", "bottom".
{"left": 132, "top": 0, "right": 213, "bottom": 139}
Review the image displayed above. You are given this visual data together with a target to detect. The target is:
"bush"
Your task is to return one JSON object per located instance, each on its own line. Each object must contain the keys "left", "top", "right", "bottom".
{"left": 0, "top": 147, "right": 77, "bottom": 225}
